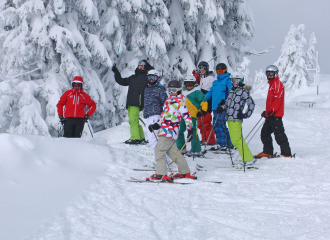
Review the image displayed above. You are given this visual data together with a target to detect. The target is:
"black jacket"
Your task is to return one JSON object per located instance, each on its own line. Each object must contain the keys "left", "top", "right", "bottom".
{"left": 114, "top": 68, "right": 149, "bottom": 109}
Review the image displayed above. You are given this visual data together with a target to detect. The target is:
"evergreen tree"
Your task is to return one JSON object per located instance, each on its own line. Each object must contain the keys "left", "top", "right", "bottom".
{"left": 253, "top": 68, "right": 267, "bottom": 92}
{"left": 305, "top": 32, "right": 317, "bottom": 70}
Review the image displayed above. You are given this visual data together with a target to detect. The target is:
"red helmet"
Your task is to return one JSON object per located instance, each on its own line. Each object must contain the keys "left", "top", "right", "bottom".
{"left": 72, "top": 76, "right": 83, "bottom": 88}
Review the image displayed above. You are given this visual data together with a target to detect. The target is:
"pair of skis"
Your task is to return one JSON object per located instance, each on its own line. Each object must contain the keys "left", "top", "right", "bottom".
{"left": 128, "top": 177, "right": 222, "bottom": 185}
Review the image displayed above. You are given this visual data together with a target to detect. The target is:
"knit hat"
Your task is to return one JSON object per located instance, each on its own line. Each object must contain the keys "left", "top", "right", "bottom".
{"left": 72, "top": 76, "right": 84, "bottom": 88}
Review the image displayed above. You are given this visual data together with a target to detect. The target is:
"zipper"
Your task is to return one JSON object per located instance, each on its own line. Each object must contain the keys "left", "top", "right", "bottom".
{"left": 74, "top": 92, "right": 77, "bottom": 117}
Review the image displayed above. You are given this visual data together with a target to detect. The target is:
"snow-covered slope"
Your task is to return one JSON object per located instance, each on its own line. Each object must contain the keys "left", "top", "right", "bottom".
{"left": 1, "top": 81, "right": 330, "bottom": 240}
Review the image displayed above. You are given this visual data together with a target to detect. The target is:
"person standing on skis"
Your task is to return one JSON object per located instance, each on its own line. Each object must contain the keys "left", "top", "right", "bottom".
{"left": 205, "top": 63, "right": 234, "bottom": 151}
{"left": 57, "top": 76, "right": 96, "bottom": 138}
{"left": 143, "top": 70, "right": 171, "bottom": 167}
{"left": 192, "top": 61, "right": 216, "bottom": 146}
{"left": 147, "top": 80, "right": 196, "bottom": 181}
{"left": 112, "top": 60, "right": 154, "bottom": 145}
{"left": 255, "top": 65, "right": 292, "bottom": 158}
{"left": 177, "top": 75, "right": 208, "bottom": 157}
{"left": 218, "top": 72, "right": 255, "bottom": 167}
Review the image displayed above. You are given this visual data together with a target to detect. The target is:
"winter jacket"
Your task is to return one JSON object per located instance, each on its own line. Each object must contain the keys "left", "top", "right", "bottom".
{"left": 113, "top": 68, "right": 149, "bottom": 109}
{"left": 205, "top": 73, "right": 233, "bottom": 110}
{"left": 199, "top": 72, "right": 215, "bottom": 112}
{"left": 182, "top": 85, "right": 208, "bottom": 118}
{"left": 57, "top": 88, "right": 96, "bottom": 118}
{"left": 222, "top": 86, "right": 255, "bottom": 122}
{"left": 266, "top": 76, "right": 285, "bottom": 117}
{"left": 143, "top": 84, "right": 168, "bottom": 118}
{"left": 157, "top": 94, "right": 193, "bottom": 140}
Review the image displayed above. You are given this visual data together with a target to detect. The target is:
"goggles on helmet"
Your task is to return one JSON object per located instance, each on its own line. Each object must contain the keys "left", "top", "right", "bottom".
{"left": 184, "top": 82, "right": 194, "bottom": 87}
{"left": 231, "top": 78, "right": 241, "bottom": 84}
{"left": 73, "top": 83, "right": 82, "bottom": 88}
{"left": 198, "top": 65, "right": 208, "bottom": 71}
{"left": 168, "top": 87, "right": 181, "bottom": 93}
{"left": 266, "top": 71, "right": 276, "bottom": 77}
{"left": 147, "top": 75, "right": 159, "bottom": 81}
{"left": 216, "top": 69, "right": 227, "bottom": 75}
{"left": 138, "top": 61, "right": 146, "bottom": 66}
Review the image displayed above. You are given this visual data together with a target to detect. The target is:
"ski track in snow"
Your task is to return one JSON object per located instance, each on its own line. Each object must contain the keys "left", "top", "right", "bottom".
{"left": 20, "top": 102, "right": 330, "bottom": 240}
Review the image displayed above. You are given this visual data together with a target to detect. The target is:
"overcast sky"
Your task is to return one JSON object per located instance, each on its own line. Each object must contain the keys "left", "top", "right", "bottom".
{"left": 247, "top": 0, "right": 330, "bottom": 76}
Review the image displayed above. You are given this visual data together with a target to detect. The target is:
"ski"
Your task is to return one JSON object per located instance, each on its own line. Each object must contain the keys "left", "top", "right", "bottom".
{"left": 133, "top": 168, "right": 178, "bottom": 172}
{"left": 128, "top": 177, "right": 222, "bottom": 184}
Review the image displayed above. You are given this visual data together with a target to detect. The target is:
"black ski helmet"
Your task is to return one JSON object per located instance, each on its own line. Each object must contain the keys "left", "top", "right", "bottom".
{"left": 216, "top": 63, "right": 227, "bottom": 71}
{"left": 198, "top": 61, "right": 209, "bottom": 72}
{"left": 167, "top": 80, "right": 182, "bottom": 88}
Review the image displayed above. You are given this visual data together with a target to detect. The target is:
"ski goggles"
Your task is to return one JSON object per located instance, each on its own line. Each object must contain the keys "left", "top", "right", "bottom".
{"left": 266, "top": 71, "right": 276, "bottom": 77}
{"left": 147, "top": 75, "right": 159, "bottom": 81}
{"left": 168, "top": 87, "right": 182, "bottom": 93}
{"left": 73, "top": 83, "right": 82, "bottom": 88}
{"left": 198, "top": 65, "right": 208, "bottom": 70}
{"left": 138, "top": 61, "right": 146, "bottom": 66}
{"left": 216, "top": 69, "right": 227, "bottom": 75}
{"left": 184, "top": 82, "right": 195, "bottom": 87}
{"left": 231, "top": 78, "right": 241, "bottom": 84}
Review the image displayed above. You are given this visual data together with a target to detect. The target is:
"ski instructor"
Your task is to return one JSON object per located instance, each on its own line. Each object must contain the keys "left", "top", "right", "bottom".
{"left": 57, "top": 76, "right": 96, "bottom": 138}
{"left": 112, "top": 60, "right": 154, "bottom": 144}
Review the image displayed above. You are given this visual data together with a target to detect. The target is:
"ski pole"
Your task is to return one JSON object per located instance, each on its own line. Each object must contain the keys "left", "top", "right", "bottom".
{"left": 87, "top": 120, "right": 94, "bottom": 137}
{"left": 192, "top": 118, "right": 199, "bottom": 162}
{"left": 207, "top": 43, "right": 235, "bottom": 63}
{"left": 220, "top": 115, "right": 234, "bottom": 165}
{"left": 200, "top": 114, "right": 206, "bottom": 146}
{"left": 202, "top": 113, "right": 220, "bottom": 154}
{"left": 170, "top": 135, "right": 192, "bottom": 165}
{"left": 245, "top": 117, "right": 263, "bottom": 140}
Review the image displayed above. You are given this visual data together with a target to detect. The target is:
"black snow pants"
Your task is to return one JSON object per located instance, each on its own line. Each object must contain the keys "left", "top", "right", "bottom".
{"left": 63, "top": 118, "right": 85, "bottom": 138}
{"left": 261, "top": 116, "right": 292, "bottom": 156}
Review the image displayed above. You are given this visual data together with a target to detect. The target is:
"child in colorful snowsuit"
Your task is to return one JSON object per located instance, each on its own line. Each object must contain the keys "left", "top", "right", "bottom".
{"left": 205, "top": 63, "right": 234, "bottom": 151}
{"left": 143, "top": 70, "right": 171, "bottom": 166}
{"left": 147, "top": 80, "right": 196, "bottom": 181}
{"left": 218, "top": 72, "right": 255, "bottom": 166}
{"left": 177, "top": 75, "right": 208, "bottom": 157}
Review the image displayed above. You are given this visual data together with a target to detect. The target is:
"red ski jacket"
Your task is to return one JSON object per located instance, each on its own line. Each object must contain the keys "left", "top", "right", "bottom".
{"left": 57, "top": 89, "right": 96, "bottom": 118}
{"left": 266, "top": 76, "right": 285, "bottom": 117}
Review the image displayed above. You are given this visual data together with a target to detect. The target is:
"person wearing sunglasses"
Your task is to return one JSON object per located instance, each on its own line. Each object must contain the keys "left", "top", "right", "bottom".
{"left": 255, "top": 65, "right": 292, "bottom": 158}
{"left": 112, "top": 59, "right": 154, "bottom": 144}
{"left": 143, "top": 70, "right": 171, "bottom": 167}
{"left": 192, "top": 61, "right": 216, "bottom": 146}
{"left": 147, "top": 80, "right": 196, "bottom": 181}
{"left": 57, "top": 76, "right": 96, "bottom": 138}
{"left": 176, "top": 75, "right": 208, "bottom": 157}
{"left": 217, "top": 72, "right": 255, "bottom": 168}
{"left": 205, "top": 63, "right": 234, "bottom": 152}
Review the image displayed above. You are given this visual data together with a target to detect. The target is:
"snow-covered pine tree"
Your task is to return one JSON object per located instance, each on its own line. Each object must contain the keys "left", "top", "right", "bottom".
{"left": 253, "top": 68, "right": 267, "bottom": 92}
{"left": 305, "top": 32, "right": 317, "bottom": 70}
{"left": 237, "top": 56, "right": 251, "bottom": 85}
{"left": 275, "top": 24, "right": 309, "bottom": 93}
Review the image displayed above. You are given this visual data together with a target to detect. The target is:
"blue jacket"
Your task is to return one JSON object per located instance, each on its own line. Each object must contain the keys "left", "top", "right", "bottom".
{"left": 205, "top": 73, "right": 233, "bottom": 110}
{"left": 143, "top": 84, "right": 168, "bottom": 118}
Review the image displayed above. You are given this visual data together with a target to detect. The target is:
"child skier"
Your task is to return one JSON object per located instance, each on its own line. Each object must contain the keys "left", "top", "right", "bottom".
{"left": 217, "top": 72, "right": 255, "bottom": 167}
{"left": 143, "top": 70, "right": 171, "bottom": 167}
{"left": 177, "top": 75, "right": 208, "bottom": 157}
{"left": 147, "top": 80, "right": 196, "bottom": 181}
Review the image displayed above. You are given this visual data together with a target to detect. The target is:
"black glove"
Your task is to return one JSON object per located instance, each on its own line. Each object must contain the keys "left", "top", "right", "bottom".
{"left": 261, "top": 111, "right": 266, "bottom": 118}
{"left": 148, "top": 123, "right": 160, "bottom": 132}
{"left": 219, "top": 99, "right": 226, "bottom": 106}
{"left": 196, "top": 112, "right": 202, "bottom": 118}
{"left": 187, "top": 129, "right": 194, "bottom": 142}
{"left": 112, "top": 65, "right": 118, "bottom": 72}
{"left": 237, "top": 112, "right": 244, "bottom": 119}
{"left": 84, "top": 114, "right": 89, "bottom": 122}
{"left": 59, "top": 116, "right": 66, "bottom": 124}
{"left": 217, "top": 105, "right": 224, "bottom": 114}
{"left": 267, "top": 110, "right": 275, "bottom": 117}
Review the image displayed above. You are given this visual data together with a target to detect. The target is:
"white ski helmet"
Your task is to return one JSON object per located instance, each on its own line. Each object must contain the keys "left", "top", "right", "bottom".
{"left": 265, "top": 65, "right": 279, "bottom": 78}
{"left": 184, "top": 75, "right": 196, "bottom": 83}
{"left": 147, "top": 69, "right": 162, "bottom": 82}
{"left": 230, "top": 72, "right": 244, "bottom": 84}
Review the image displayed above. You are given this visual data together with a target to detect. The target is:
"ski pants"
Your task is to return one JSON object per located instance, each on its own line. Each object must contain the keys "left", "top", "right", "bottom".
{"left": 155, "top": 136, "right": 190, "bottom": 175}
{"left": 261, "top": 116, "right": 292, "bottom": 156}
{"left": 227, "top": 121, "right": 253, "bottom": 162}
{"left": 213, "top": 111, "right": 233, "bottom": 147}
{"left": 128, "top": 105, "right": 145, "bottom": 140}
{"left": 177, "top": 117, "right": 201, "bottom": 152}
{"left": 146, "top": 115, "right": 172, "bottom": 164}
{"left": 198, "top": 112, "right": 216, "bottom": 145}
{"left": 63, "top": 118, "right": 85, "bottom": 138}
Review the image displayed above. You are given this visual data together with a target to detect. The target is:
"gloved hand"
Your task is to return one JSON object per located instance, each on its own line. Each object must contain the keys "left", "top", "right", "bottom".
{"left": 111, "top": 65, "right": 118, "bottom": 72}
{"left": 237, "top": 112, "right": 244, "bottom": 119}
{"left": 148, "top": 123, "right": 160, "bottom": 132}
{"left": 59, "top": 116, "right": 66, "bottom": 124}
{"left": 192, "top": 70, "right": 201, "bottom": 84}
{"left": 187, "top": 129, "right": 194, "bottom": 142}
{"left": 261, "top": 111, "right": 266, "bottom": 118}
{"left": 84, "top": 114, "right": 89, "bottom": 122}
{"left": 217, "top": 105, "right": 224, "bottom": 114}
{"left": 267, "top": 110, "right": 275, "bottom": 117}
{"left": 219, "top": 99, "right": 226, "bottom": 106}
{"left": 196, "top": 111, "right": 202, "bottom": 118}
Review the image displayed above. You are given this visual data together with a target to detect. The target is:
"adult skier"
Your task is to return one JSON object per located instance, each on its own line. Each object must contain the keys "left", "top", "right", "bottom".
{"left": 57, "top": 76, "right": 96, "bottom": 138}
{"left": 218, "top": 72, "right": 255, "bottom": 167}
{"left": 256, "top": 65, "right": 292, "bottom": 158}
{"left": 192, "top": 61, "right": 216, "bottom": 145}
{"left": 205, "top": 63, "right": 234, "bottom": 151}
{"left": 177, "top": 75, "right": 208, "bottom": 157}
{"left": 143, "top": 70, "right": 171, "bottom": 166}
{"left": 147, "top": 80, "right": 196, "bottom": 181}
{"left": 112, "top": 60, "right": 154, "bottom": 144}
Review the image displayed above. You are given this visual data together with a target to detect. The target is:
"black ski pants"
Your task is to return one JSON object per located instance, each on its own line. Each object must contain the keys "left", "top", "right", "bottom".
{"left": 63, "top": 118, "right": 85, "bottom": 138}
{"left": 261, "top": 116, "right": 291, "bottom": 156}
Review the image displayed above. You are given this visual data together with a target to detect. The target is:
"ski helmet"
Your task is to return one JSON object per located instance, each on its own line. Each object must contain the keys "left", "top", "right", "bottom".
{"left": 183, "top": 75, "right": 196, "bottom": 88}
{"left": 265, "top": 65, "right": 279, "bottom": 79}
{"left": 167, "top": 80, "right": 182, "bottom": 94}
{"left": 147, "top": 70, "right": 162, "bottom": 85}
{"left": 230, "top": 72, "right": 244, "bottom": 85}
{"left": 198, "top": 61, "right": 209, "bottom": 72}
{"left": 216, "top": 63, "right": 227, "bottom": 74}
{"left": 72, "top": 76, "right": 83, "bottom": 89}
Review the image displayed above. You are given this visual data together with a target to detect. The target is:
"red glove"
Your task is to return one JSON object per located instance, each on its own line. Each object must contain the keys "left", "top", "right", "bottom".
{"left": 192, "top": 70, "right": 201, "bottom": 85}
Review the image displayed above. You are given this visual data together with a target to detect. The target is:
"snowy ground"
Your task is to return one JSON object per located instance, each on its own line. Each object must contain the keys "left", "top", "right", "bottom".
{"left": 1, "top": 79, "right": 330, "bottom": 240}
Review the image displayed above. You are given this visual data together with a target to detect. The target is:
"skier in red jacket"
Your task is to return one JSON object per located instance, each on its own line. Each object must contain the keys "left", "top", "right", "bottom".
{"left": 57, "top": 76, "right": 97, "bottom": 138}
{"left": 255, "top": 65, "right": 292, "bottom": 158}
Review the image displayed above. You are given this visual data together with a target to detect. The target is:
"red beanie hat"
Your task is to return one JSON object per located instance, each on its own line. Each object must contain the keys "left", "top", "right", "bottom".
{"left": 72, "top": 76, "right": 83, "bottom": 84}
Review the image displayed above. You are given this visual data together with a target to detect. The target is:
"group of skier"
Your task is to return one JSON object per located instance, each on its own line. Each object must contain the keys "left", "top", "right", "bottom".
{"left": 56, "top": 59, "right": 292, "bottom": 182}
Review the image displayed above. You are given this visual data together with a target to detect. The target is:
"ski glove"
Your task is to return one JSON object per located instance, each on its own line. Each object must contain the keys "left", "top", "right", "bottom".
{"left": 192, "top": 70, "right": 201, "bottom": 84}
{"left": 112, "top": 65, "right": 119, "bottom": 73}
{"left": 217, "top": 105, "right": 224, "bottom": 114}
{"left": 187, "top": 129, "right": 194, "bottom": 142}
{"left": 197, "top": 110, "right": 207, "bottom": 118}
{"left": 84, "top": 114, "right": 89, "bottom": 122}
{"left": 148, "top": 123, "right": 160, "bottom": 132}
{"left": 261, "top": 111, "right": 266, "bottom": 118}
{"left": 59, "top": 116, "right": 66, "bottom": 124}
{"left": 237, "top": 112, "right": 244, "bottom": 119}
{"left": 267, "top": 110, "right": 275, "bottom": 117}
{"left": 219, "top": 99, "right": 226, "bottom": 106}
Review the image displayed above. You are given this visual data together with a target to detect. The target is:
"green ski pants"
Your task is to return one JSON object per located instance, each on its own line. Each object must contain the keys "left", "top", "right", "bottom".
{"left": 177, "top": 117, "right": 201, "bottom": 152}
{"left": 128, "top": 105, "right": 145, "bottom": 140}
